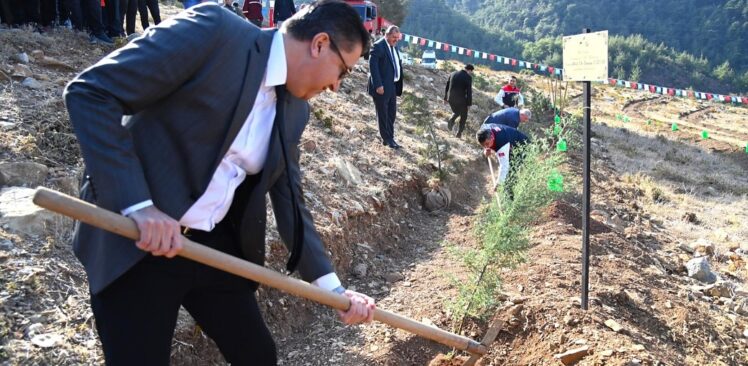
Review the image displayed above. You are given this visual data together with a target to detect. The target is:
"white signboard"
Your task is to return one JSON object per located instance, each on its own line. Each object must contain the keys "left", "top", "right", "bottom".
{"left": 563, "top": 30, "right": 608, "bottom": 81}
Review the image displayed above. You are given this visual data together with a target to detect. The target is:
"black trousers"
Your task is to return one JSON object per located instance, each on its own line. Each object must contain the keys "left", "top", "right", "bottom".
{"left": 448, "top": 102, "right": 468, "bottom": 137}
{"left": 102, "top": 0, "right": 125, "bottom": 37}
{"left": 65, "top": 0, "right": 104, "bottom": 34}
{"left": 90, "top": 220, "right": 277, "bottom": 366}
{"left": 125, "top": 0, "right": 160, "bottom": 34}
{"left": 373, "top": 93, "right": 397, "bottom": 143}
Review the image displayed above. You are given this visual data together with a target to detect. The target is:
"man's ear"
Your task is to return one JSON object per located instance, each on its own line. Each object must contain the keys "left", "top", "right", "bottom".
{"left": 309, "top": 32, "right": 330, "bottom": 59}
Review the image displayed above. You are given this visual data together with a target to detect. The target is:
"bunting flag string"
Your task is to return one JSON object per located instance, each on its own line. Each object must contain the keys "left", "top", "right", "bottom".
{"left": 397, "top": 32, "right": 746, "bottom": 105}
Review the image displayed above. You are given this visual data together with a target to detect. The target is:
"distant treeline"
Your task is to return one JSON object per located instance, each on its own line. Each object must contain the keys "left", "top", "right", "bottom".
{"left": 402, "top": 0, "right": 748, "bottom": 94}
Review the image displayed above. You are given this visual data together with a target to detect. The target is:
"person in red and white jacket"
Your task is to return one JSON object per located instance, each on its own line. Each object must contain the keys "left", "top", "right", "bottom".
{"left": 494, "top": 75, "right": 524, "bottom": 109}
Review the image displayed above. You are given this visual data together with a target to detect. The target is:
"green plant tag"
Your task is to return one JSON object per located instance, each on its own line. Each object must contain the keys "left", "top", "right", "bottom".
{"left": 701, "top": 130, "right": 709, "bottom": 139}
{"left": 556, "top": 139, "right": 567, "bottom": 152}
{"left": 553, "top": 125, "right": 562, "bottom": 136}
{"left": 623, "top": 116, "right": 630, "bottom": 123}
{"left": 646, "top": 119, "right": 652, "bottom": 125}
{"left": 616, "top": 114, "right": 622, "bottom": 121}
{"left": 554, "top": 115, "right": 561, "bottom": 125}
{"left": 547, "top": 171, "right": 564, "bottom": 192}
{"left": 671, "top": 122, "right": 678, "bottom": 131}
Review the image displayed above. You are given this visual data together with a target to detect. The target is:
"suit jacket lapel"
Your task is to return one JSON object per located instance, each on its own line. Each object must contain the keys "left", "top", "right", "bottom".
{"left": 213, "top": 29, "right": 276, "bottom": 172}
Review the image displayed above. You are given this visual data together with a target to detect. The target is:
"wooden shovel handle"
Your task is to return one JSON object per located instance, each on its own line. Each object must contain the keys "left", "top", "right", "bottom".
{"left": 33, "top": 187, "right": 487, "bottom": 356}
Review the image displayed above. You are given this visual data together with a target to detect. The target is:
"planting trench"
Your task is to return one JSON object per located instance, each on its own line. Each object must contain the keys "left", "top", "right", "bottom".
{"left": 168, "top": 157, "right": 498, "bottom": 365}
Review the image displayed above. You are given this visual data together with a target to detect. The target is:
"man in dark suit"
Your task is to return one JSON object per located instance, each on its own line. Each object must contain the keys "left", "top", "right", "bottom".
{"left": 63, "top": 1, "right": 374, "bottom": 364}
{"left": 444, "top": 64, "right": 474, "bottom": 138}
{"left": 273, "top": 0, "right": 295, "bottom": 26}
{"left": 368, "top": 25, "right": 404, "bottom": 149}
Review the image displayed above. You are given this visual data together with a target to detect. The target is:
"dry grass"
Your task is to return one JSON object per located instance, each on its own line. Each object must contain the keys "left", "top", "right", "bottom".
{"left": 593, "top": 118, "right": 748, "bottom": 268}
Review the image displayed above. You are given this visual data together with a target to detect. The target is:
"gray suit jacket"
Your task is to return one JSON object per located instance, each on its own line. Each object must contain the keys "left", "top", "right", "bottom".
{"left": 64, "top": 3, "right": 333, "bottom": 294}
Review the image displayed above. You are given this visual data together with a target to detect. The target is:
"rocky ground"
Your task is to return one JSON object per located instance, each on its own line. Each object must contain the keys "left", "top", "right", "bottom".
{"left": 1, "top": 5, "right": 748, "bottom": 365}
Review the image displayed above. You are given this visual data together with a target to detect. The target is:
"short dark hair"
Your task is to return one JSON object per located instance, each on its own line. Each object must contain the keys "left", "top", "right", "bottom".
{"left": 476, "top": 128, "right": 492, "bottom": 144}
{"left": 465, "top": 64, "right": 474, "bottom": 71}
{"left": 285, "top": 0, "right": 370, "bottom": 58}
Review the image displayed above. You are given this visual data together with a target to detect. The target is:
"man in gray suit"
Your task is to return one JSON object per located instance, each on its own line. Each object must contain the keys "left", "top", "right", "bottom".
{"left": 368, "top": 25, "right": 404, "bottom": 149}
{"left": 64, "top": 1, "right": 373, "bottom": 364}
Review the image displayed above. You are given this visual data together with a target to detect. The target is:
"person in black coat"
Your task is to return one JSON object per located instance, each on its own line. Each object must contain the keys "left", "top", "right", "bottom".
{"left": 444, "top": 64, "right": 474, "bottom": 138}
{"left": 273, "top": 0, "right": 295, "bottom": 26}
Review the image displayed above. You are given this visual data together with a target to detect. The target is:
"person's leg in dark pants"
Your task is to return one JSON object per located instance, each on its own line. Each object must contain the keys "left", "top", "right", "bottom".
{"left": 90, "top": 256, "right": 189, "bottom": 365}
{"left": 455, "top": 105, "right": 468, "bottom": 138}
{"left": 182, "top": 222, "right": 277, "bottom": 365}
{"left": 103, "top": 0, "right": 124, "bottom": 37}
{"left": 183, "top": 266, "right": 277, "bottom": 365}
{"left": 82, "top": 0, "right": 104, "bottom": 34}
{"left": 125, "top": 0, "right": 137, "bottom": 34}
{"left": 448, "top": 102, "right": 465, "bottom": 134}
{"left": 387, "top": 94, "right": 397, "bottom": 144}
{"left": 0, "top": 0, "right": 14, "bottom": 25}
{"left": 64, "top": 0, "right": 83, "bottom": 30}
{"left": 22, "top": 0, "right": 42, "bottom": 25}
{"left": 146, "top": 0, "right": 159, "bottom": 24}
{"left": 373, "top": 96, "right": 393, "bottom": 145}
{"left": 40, "top": 0, "right": 56, "bottom": 26}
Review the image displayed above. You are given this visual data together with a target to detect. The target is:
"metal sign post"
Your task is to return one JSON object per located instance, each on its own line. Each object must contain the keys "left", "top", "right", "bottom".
{"left": 562, "top": 28, "right": 608, "bottom": 311}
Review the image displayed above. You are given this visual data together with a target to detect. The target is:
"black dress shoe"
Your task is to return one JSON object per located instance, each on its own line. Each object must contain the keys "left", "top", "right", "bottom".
{"left": 387, "top": 141, "right": 400, "bottom": 149}
{"left": 392, "top": 140, "right": 402, "bottom": 148}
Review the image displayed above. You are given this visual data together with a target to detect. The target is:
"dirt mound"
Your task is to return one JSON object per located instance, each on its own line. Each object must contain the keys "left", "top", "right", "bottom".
{"left": 543, "top": 200, "right": 611, "bottom": 235}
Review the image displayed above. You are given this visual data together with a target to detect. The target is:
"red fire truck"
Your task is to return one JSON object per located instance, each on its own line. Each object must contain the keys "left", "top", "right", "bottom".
{"left": 345, "top": 0, "right": 385, "bottom": 35}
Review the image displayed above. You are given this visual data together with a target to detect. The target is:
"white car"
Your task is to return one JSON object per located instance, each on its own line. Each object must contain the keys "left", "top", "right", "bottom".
{"left": 421, "top": 50, "right": 437, "bottom": 69}
{"left": 401, "top": 53, "right": 414, "bottom": 66}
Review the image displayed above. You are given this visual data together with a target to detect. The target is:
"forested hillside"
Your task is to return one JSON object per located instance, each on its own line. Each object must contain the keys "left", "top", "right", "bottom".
{"left": 402, "top": 0, "right": 748, "bottom": 93}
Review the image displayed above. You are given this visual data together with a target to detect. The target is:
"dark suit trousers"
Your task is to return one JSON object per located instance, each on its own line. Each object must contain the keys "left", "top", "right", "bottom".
{"left": 90, "top": 219, "right": 277, "bottom": 366}
{"left": 373, "top": 93, "right": 397, "bottom": 143}
{"left": 448, "top": 102, "right": 468, "bottom": 136}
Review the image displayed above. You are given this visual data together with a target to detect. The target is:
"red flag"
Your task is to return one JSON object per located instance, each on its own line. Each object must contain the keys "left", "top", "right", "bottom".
{"left": 548, "top": 67, "right": 554, "bottom": 74}
{"left": 631, "top": 82, "right": 637, "bottom": 89}
{"left": 667, "top": 89, "right": 675, "bottom": 96}
{"left": 649, "top": 85, "right": 656, "bottom": 93}
{"left": 466, "top": 49, "right": 473, "bottom": 56}
{"left": 725, "top": 96, "right": 732, "bottom": 102}
{"left": 609, "top": 79, "right": 616, "bottom": 85}
{"left": 443, "top": 43, "right": 449, "bottom": 51}
{"left": 489, "top": 54, "right": 495, "bottom": 61}
{"left": 419, "top": 38, "right": 426, "bottom": 46}
{"left": 511, "top": 59, "right": 517, "bottom": 66}
{"left": 706, "top": 93, "right": 713, "bottom": 100}
{"left": 687, "top": 91, "right": 694, "bottom": 98}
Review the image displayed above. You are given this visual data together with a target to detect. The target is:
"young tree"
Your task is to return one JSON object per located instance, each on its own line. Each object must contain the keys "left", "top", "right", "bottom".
{"left": 713, "top": 61, "right": 735, "bottom": 82}
{"left": 372, "top": 0, "right": 407, "bottom": 26}
{"left": 629, "top": 63, "right": 642, "bottom": 81}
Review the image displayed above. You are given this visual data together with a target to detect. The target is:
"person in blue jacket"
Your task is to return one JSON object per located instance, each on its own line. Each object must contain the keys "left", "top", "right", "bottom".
{"left": 482, "top": 107, "right": 531, "bottom": 129}
{"left": 476, "top": 123, "right": 530, "bottom": 195}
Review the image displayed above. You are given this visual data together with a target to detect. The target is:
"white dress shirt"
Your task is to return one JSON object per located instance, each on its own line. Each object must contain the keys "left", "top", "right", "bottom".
{"left": 122, "top": 31, "right": 341, "bottom": 291}
{"left": 389, "top": 45, "right": 401, "bottom": 82}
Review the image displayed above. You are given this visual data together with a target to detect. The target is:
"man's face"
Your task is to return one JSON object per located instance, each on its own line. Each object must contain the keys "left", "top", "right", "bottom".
{"left": 385, "top": 31, "right": 400, "bottom": 46}
{"left": 287, "top": 33, "right": 362, "bottom": 100}
{"left": 481, "top": 134, "right": 494, "bottom": 150}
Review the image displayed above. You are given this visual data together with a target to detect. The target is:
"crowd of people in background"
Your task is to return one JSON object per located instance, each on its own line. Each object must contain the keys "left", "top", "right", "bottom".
{"left": 0, "top": 0, "right": 161, "bottom": 45}
{"left": 0, "top": 0, "right": 292, "bottom": 46}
